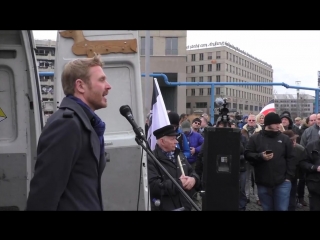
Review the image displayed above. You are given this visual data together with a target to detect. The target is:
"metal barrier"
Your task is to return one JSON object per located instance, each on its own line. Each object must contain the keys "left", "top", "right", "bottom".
{"left": 142, "top": 73, "right": 320, "bottom": 124}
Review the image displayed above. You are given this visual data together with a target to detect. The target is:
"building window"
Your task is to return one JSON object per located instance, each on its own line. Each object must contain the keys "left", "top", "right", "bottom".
{"left": 199, "top": 77, "right": 203, "bottom": 82}
{"left": 216, "top": 51, "right": 221, "bottom": 59}
{"left": 208, "top": 52, "right": 212, "bottom": 60}
{"left": 199, "top": 65, "right": 203, "bottom": 72}
{"left": 165, "top": 37, "right": 178, "bottom": 55}
{"left": 196, "top": 102, "right": 207, "bottom": 108}
{"left": 216, "top": 88, "right": 220, "bottom": 94}
{"left": 191, "top": 77, "right": 195, "bottom": 82}
{"left": 254, "top": 106, "right": 258, "bottom": 111}
{"left": 191, "top": 54, "right": 195, "bottom": 61}
{"left": 186, "top": 102, "right": 191, "bottom": 108}
{"left": 216, "top": 75, "right": 220, "bottom": 82}
{"left": 191, "top": 66, "right": 195, "bottom": 73}
{"left": 35, "top": 48, "right": 50, "bottom": 56}
{"left": 38, "top": 60, "right": 54, "bottom": 69}
{"left": 216, "top": 63, "right": 221, "bottom": 71}
{"left": 140, "top": 37, "right": 153, "bottom": 55}
{"left": 208, "top": 88, "right": 211, "bottom": 95}
{"left": 191, "top": 89, "right": 195, "bottom": 96}
{"left": 208, "top": 76, "right": 212, "bottom": 82}
{"left": 233, "top": 103, "right": 237, "bottom": 109}
{"left": 250, "top": 105, "right": 253, "bottom": 111}
{"left": 186, "top": 89, "right": 188, "bottom": 96}
{"left": 199, "top": 88, "right": 203, "bottom": 96}
{"left": 208, "top": 64, "right": 212, "bottom": 72}
{"left": 200, "top": 53, "right": 204, "bottom": 60}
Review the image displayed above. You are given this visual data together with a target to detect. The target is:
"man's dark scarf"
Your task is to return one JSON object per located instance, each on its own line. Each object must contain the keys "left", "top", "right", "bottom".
{"left": 67, "top": 95, "right": 106, "bottom": 159}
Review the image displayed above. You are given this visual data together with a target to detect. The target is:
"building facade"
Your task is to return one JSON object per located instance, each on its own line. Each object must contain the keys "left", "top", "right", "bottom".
{"left": 35, "top": 39, "right": 56, "bottom": 119}
{"left": 274, "top": 93, "right": 315, "bottom": 119}
{"left": 139, "top": 31, "right": 187, "bottom": 115}
{"left": 186, "top": 43, "right": 274, "bottom": 117}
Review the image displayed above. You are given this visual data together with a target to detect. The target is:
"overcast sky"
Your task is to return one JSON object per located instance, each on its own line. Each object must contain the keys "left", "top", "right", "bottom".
{"left": 33, "top": 30, "right": 320, "bottom": 96}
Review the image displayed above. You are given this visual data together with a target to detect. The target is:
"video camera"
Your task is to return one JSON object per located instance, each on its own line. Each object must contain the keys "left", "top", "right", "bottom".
{"left": 215, "top": 97, "right": 230, "bottom": 126}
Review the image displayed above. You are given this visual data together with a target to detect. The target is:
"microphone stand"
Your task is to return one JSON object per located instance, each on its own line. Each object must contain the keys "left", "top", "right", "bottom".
{"left": 134, "top": 128, "right": 201, "bottom": 211}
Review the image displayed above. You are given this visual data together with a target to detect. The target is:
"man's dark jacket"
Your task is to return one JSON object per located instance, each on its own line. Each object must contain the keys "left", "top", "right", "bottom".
{"left": 244, "top": 130, "right": 295, "bottom": 188}
{"left": 300, "top": 139, "right": 320, "bottom": 195}
{"left": 26, "top": 97, "right": 106, "bottom": 210}
{"left": 148, "top": 145, "right": 200, "bottom": 211}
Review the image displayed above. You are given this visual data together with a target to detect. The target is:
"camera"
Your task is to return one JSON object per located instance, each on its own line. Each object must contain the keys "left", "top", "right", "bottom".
{"left": 215, "top": 97, "right": 231, "bottom": 127}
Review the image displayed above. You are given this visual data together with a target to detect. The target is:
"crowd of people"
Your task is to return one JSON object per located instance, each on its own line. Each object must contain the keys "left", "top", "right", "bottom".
{"left": 146, "top": 109, "right": 320, "bottom": 211}
{"left": 24, "top": 54, "right": 320, "bottom": 211}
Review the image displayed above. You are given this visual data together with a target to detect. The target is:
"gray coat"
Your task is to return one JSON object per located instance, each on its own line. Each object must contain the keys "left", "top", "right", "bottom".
{"left": 26, "top": 97, "right": 106, "bottom": 211}
{"left": 300, "top": 124, "right": 320, "bottom": 147}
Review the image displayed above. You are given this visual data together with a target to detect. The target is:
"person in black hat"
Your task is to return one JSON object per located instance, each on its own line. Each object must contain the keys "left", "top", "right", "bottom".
{"left": 147, "top": 125, "right": 201, "bottom": 211}
{"left": 244, "top": 112, "right": 296, "bottom": 211}
{"left": 280, "top": 111, "right": 300, "bottom": 142}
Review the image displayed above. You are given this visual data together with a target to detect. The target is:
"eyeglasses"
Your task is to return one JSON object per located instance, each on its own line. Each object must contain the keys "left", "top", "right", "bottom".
{"left": 248, "top": 120, "right": 255, "bottom": 122}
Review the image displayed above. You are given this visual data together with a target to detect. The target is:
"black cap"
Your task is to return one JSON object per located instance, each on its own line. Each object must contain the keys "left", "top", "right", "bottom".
{"left": 153, "top": 125, "right": 179, "bottom": 140}
{"left": 264, "top": 112, "right": 281, "bottom": 126}
{"left": 168, "top": 112, "right": 180, "bottom": 126}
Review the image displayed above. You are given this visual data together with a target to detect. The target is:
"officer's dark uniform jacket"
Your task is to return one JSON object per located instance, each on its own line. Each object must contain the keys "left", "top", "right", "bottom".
{"left": 26, "top": 97, "right": 106, "bottom": 211}
{"left": 148, "top": 144, "right": 200, "bottom": 211}
{"left": 244, "top": 130, "right": 295, "bottom": 188}
{"left": 300, "top": 139, "right": 320, "bottom": 195}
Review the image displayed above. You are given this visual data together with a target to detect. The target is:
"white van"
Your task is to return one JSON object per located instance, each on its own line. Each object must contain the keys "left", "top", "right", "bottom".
{"left": 0, "top": 30, "right": 148, "bottom": 210}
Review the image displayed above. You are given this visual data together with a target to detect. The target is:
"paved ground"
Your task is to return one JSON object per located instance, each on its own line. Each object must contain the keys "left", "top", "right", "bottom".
{"left": 246, "top": 186, "right": 310, "bottom": 211}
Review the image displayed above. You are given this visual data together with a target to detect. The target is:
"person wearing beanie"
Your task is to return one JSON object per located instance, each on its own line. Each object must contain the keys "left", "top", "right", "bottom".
{"left": 168, "top": 112, "right": 191, "bottom": 159}
{"left": 280, "top": 111, "right": 300, "bottom": 141}
{"left": 244, "top": 112, "right": 296, "bottom": 211}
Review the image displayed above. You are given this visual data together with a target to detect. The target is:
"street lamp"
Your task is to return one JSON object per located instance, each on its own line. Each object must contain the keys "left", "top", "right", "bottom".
{"left": 296, "top": 81, "right": 301, "bottom": 117}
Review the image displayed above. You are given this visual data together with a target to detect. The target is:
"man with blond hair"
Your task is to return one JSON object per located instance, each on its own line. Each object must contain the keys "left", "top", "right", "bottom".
{"left": 26, "top": 54, "right": 112, "bottom": 210}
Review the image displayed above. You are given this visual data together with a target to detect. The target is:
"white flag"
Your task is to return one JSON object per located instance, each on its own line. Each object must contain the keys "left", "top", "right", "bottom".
{"left": 147, "top": 78, "right": 170, "bottom": 150}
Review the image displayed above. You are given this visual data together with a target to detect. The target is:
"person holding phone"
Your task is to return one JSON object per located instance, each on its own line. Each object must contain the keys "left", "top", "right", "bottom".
{"left": 244, "top": 112, "right": 296, "bottom": 211}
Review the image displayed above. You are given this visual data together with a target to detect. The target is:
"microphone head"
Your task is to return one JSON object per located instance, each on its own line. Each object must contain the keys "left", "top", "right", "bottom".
{"left": 119, "top": 105, "right": 131, "bottom": 116}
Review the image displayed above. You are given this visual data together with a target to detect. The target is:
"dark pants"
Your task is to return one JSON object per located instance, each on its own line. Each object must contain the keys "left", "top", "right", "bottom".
{"left": 288, "top": 178, "right": 298, "bottom": 211}
{"left": 297, "top": 169, "right": 306, "bottom": 198}
{"left": 309, "top": 192, "right": 320, "bottom": 211}
{"left": 239, "top": 171, "right": 247, "bottom": 210}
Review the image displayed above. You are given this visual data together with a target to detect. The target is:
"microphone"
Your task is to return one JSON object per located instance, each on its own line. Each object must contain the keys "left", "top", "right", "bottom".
{"left": 119, "top": 105, "right": 146, "bottom": 141}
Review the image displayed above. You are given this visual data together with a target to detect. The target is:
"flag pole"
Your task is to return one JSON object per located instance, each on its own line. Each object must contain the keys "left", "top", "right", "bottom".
{"left": 145, "top": 30, "right": 151, "bottom": 118}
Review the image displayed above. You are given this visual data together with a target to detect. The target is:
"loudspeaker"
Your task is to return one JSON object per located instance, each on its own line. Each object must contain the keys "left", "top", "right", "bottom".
{"left": 202, "top": 127, "right": 240, "bottom": 211}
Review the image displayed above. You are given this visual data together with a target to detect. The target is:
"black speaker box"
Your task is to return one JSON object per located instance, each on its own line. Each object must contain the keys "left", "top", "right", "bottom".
{"left": 202, "top": 127, "right": 240, "bottom": 211}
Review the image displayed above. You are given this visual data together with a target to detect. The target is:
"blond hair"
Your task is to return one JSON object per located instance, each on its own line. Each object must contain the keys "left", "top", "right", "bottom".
{"left": 255, "top": 113, "right": 262, "bottom": 121}
{"left": 61, "top": 54, "right": 103, "bottom": 95}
